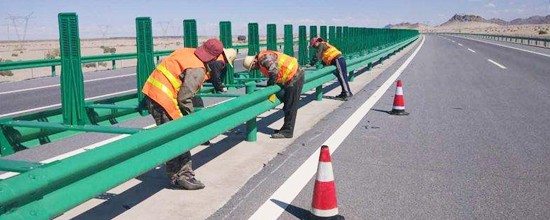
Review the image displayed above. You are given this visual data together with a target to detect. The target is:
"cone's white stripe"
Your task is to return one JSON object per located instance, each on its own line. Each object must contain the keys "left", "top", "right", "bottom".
{"left": 393, "top": 106, "right": 405, "bottom": 110}
{"left": 316, "top": 162, "right": 335, "bottom": 182}
{"left": 247, "top": 36, "right": 425, "bottom": 220}
{"left": 395, "top": 87, "right": 403, "bottom": 95}
{"left": 311, "top": 207, "right": 339, "bottom": 217}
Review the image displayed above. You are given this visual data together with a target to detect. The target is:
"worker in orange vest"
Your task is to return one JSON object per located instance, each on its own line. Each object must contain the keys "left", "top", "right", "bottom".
{"left": 142, "top": 39, "right": 236, "bottom": 190}
{"left": 308, "top": 37, "right": 352, "bottom": 100}
{"left": 243, "top": 51, "right": 304, "bottom": 139}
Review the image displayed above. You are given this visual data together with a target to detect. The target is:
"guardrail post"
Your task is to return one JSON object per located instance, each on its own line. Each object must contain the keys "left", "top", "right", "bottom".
{"left": 245, "top": 82, "right": 257, "bottom": 142}
{"left": 309, "top": 26, "right": 320, "bottom": 68}
{"left": 320, "top": 25, "right": 327, "bottom": 41}
{"left": 336, "top": 26, "right": 343, "bottom": 50}
{"left": 183, "top": 19, "right": 198, "bottom": 48}
{"left": 136, "top": 17, "right": 155, "bottom": 111}
{"left": 328, "top": 26, "right": 335, "bottom": 44}
{"left": 248, "top": 23, "right": 260, "bottom": 79}
{"left": 58, "top": 13, "right": 87, "bottom": 126}
{"left": 298, "top": 25, "right": 308, "bottom": 66}
{"left": 51, "top": 65, "right": 56, "bottom": 77}
{"left": 267, "top": 24, "right": 277, "bottom": 51}
{"left": 219, "top": 21, "right": 234, "bottom": 85}
{"left": 111, "top": 60, "right": 116, "bottom": 70}
{"left": 284, "top": 24, "right": 294, "bottom": 56}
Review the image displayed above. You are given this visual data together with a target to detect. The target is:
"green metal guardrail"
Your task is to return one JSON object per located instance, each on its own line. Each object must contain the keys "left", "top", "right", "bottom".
{"left": 439, "top": 32, "right": 550, "bottom": 48}
{"left": 0, "top": 12, "right": 418, "bottom": 219}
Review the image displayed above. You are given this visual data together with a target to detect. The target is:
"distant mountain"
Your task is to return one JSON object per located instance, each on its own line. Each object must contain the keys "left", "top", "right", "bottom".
{"left": 439, "top": 14, "right": 550, "bottom": 26}
{"left": 509, "top": 15, "right": 550, "bottom": 25}
{"left": 384, "top": 22, "right": 430, "bottom": 30}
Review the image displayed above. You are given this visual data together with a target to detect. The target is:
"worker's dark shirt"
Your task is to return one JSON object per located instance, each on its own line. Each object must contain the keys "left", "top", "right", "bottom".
{"left": 205, "top": 60, "right": 226, "bottom": 93}
{"left": 309, "top": 43, "right": 329, "bottom": 66}
{"left": 258, "top": 54, "right": 279, "bottom": 86}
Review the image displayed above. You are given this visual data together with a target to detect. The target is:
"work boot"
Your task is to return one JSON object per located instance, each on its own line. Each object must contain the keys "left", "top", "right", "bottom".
{"left": 201, "top": 140, "right": 211, "bottom": 146}
{"left": 271, "top": 130, "right": 293, "bottom": 139}
{"left": 173, "top": 176, "right": 205, "bottom": 190}
{"left": 334, "top": 93, "right": 348, "bottom": 101}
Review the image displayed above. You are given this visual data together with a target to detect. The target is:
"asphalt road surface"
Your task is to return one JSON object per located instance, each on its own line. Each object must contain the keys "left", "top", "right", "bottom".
{"left": 0, "top": 55, "right": 251, "bottom": 118}
{"left": 208, "top": 34, "right": 550, "bottom": 220}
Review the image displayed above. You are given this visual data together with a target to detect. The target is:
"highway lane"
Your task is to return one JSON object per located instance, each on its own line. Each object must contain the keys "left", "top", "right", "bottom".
{"left": 0, "top": 57, "right": 249, "bottom": 117}
{"left": 209, "top": 34, "right": 550, "bottom": 219}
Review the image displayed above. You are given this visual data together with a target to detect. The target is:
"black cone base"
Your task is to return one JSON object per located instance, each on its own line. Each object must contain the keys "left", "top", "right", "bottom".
{"left": 303, "top": 212, "right": 345, "bottom": 220}
{"left": 390, "top": 109, "right": 409, "bottom": 116}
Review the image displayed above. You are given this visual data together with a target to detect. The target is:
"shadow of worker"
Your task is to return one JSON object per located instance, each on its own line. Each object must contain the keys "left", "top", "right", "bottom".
{"left": 270, "top": 199, "right": 310, "bottom": 219}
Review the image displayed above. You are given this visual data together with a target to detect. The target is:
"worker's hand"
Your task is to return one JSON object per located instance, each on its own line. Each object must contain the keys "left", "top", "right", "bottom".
{"left": 221, "top": 87, "right": 228, "bottom": 93}
{"left": 305, "top": 64, "right": 312, "bottom": 68}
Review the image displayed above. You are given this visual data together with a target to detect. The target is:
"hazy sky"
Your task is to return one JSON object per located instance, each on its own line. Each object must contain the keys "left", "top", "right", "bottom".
{"left": 0, "top": 0, "right": 549, "bottom": 40}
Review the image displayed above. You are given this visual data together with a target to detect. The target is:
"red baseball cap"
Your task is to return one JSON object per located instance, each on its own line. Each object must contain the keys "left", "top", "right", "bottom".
{"left": 195, "top": 39, "right": 226, "bottom": 62}
{"left": 310, "top": 37, "right": 323, "bottom": 47}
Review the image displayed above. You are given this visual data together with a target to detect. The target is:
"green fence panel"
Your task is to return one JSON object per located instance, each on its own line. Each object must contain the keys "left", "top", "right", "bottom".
{"left": 219, "top": 21, "right": 234, "bottom": 85}
{"left": 320, "top": 26, "right": 327, "bottom": 41}
{"left": 58, "top": 13, "right": 86, "bottom": 126}
{"left": 183, "top": 19, "right": 198, "bottom": 48}
{"left": 284, "top": 24, "right": 294, "bottom": 56}
{"left": 328, "top": 26, "right": 335, "bottom": 44}
{"left": 336, "top": 26, "right": 343, "bottom": 49}
{"left": 135, "top": 17, "right": 155, "bottom": 109}
{"left": 267, "top": 24, "right": 277, "bottom": 51}
{"left": 309, "top": 26, "right": 318, "bottom": 62}
{"left": 298, "top": 26, "right": 308, "bottom": 66}
{"left": 248, "top": 23, "right": 260, "bottom": 78}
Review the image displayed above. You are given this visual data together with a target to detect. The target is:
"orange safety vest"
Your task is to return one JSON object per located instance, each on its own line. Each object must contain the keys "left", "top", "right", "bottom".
{"left": 257, "top": 50, "right": 299, "bottom": 84}
{"left": 320, "top": 42, "right": 342, "bottom": 65}
{"left": 142, "top": 48, "right": 209, "bottom": 120}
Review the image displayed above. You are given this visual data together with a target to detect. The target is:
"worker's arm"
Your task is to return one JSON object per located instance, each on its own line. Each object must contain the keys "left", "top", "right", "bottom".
{"left": 259, "top": 54, "right": 279, "bottom": 86}
{"left": 206, "top": 60, "right": 226, "bottom": 93}
{"left": 309, "top": 44, "right": 327, "bottom": 66}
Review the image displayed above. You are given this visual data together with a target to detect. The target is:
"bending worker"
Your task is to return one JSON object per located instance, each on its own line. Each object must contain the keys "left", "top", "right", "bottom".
{"left": 243, "top": 50, "right": 304, "bottom": 139}
{"left": 142, "top": 39, "right": 236, "bottom": 190}
{"left": 308, "top": 37, "right": 352, "bottom": 100}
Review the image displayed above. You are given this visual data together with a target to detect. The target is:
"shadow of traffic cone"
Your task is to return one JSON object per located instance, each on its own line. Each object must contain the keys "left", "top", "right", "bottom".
{"left": 390, "top": 80, "right": 409, "bottom": 116}
{"left": 305, "top": 145, "right": 345, "bottom": 220}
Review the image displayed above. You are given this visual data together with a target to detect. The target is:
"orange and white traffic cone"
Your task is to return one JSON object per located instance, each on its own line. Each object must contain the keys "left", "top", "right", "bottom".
{"left": 306, "top": 145, "right": 345, "bottom": 220}
{"left": 390, "top": 80, "right": 409, "bottom": 116}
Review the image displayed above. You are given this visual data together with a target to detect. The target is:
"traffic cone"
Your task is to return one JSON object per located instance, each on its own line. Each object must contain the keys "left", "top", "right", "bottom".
{"left": 305, "top": 145, "right": 345, "bottom": 220}
{"left": 390, "top": 80, "right": 409, "bottom": 116}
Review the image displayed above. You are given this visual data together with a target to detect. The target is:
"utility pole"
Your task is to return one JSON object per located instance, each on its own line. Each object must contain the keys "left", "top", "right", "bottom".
{"left": 157, "top": 21, "right": 171, "bottom": 37}
{"left": 98, "top": 25, "right": 110, "bottom": 46}
{"left": 5, "top": 12, "right": 35, "bottom": 48}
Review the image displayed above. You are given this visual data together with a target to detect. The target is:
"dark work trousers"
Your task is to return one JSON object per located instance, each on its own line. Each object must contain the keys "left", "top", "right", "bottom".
{"left": 145, "top": 97, "right": 194, "bottom": 184}
{"left": 331, "top": 56, "right": 353, "bottom": 96}
{"left": 280, "top": 73, "right": 305, "bottom": 134}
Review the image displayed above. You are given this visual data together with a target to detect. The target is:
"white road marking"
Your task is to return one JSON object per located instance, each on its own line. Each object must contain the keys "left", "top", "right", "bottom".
{"left": 455, "top": 36, "right": 550, "bottom": 58}
{"left": 248, "top": 36, "right": 426, "bottom": 220}
{"left": 468, "top": 48, "right": 476, "bottom": 53}
{"left": 0, "top": 97, "right": 233, "bottom": 180}
{"left": 488, "top": 59, "right": 507, "bottom": 69}
{"left": 458, "top": 43, "right": 463, "bottom": 47}
{"left": 0, "top": 73, "right": 135, "bottom": 95}
{"left": 0, "top": 89, "right": 136, "bottom": 118}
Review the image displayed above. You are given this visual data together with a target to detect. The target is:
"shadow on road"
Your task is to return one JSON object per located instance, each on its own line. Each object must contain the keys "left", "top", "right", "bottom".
{"left": 271, "top": 199, "right": 310, "bottom": 219}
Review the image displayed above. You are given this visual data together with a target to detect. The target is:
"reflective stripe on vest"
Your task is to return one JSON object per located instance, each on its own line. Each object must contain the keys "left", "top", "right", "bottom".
{"left": 146, "top": 77, "right": 182, "bottom": 118}
{"left": 321, "top": 42, "right": 342, "bottom": 65}
{"left": 277, "top": 54, "right": 297, "bottom": 83}
{"left": 258, "top": 51, "right": 299, "bottom": 84}
{"left": 157, "top": 64, "right": 182, "bottom": 91}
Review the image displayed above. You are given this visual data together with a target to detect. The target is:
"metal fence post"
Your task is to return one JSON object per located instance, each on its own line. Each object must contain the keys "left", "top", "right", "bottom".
{"left": 111, "top": 60, "right": 117, "bottom": 70}
{"left": 58, "top": 13, "right": 87, "bottom": 126}
{"left": 245, "top": 82, "right": 257, "bottom": 142}
{"left": 219, "top": 21, "right": 234, "bottom": 85}
{"left": 284, "top": 24, "right": 294, "bottom": 56}
{"left": 183, "top": 19, "right": 198, "bottom": 48}
{"left": 298, "top": 26, "right": 308, "bottom": 66}
{"left": 328, "top": 26, "right": 335, "bottom": 44}
{"left": 267, "top": 24, "right": 277, "bottom": 51}
{"left": 248, "top": 23, "right": 260, "bottom": 79}
{"left": 309, "top": 25, "right": 317, "bottom": 64}
{"left": 320, "top": 26, "right": 327, "bottom": 40}
{"left": 136, "top": 17, "right": 155, "bottom": 111}
{"left": 51, "top": 66, "right": 56, "bottom": 77}
{"left": 336, "top": 26, "right": 343, "bottom": 49}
